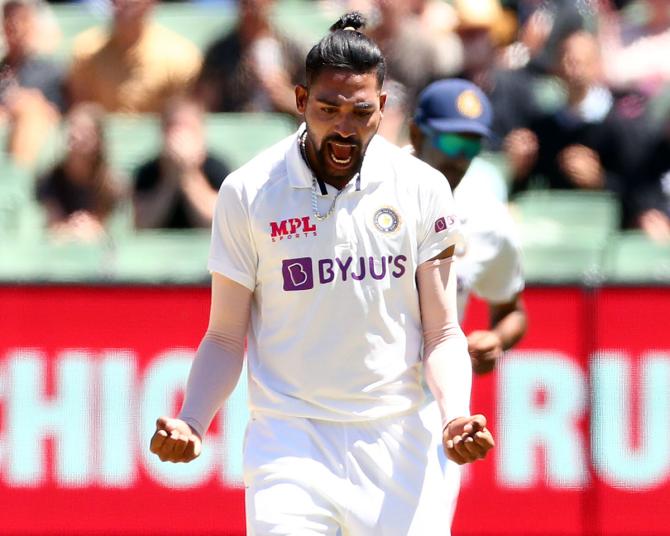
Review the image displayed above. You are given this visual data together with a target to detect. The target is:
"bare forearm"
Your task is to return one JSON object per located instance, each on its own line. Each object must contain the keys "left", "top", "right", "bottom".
{"left": 490, "top": 300, "right": 527, "bottom": 351}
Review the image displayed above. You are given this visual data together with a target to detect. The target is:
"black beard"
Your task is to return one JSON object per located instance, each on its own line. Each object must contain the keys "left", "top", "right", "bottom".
{"left": 306, "top": 129, "right": 365, "bottom": 184}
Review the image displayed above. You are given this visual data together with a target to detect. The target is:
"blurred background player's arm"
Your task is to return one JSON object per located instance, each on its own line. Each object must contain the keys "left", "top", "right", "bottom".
{"left": 149, "top": 273, "right": 251, "bottom": 463}
{"left": 467, "top": 223, "right": 527, "bottom": 374}
{"left": 468, "top": 293, "right": 526, "bottom": 375}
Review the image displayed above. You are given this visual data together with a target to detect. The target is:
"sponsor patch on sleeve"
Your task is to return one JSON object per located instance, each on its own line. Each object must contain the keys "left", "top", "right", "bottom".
{"left": 434, "top": 215, "right": 456, "bottom": 234}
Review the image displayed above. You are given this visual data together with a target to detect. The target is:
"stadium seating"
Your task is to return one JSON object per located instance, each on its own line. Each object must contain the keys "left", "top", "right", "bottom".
{"left": 0, "top": 229, "right": 212, "bottom": 283}
{"left": 0, "top": 163, "right": 44, "bottom": 244}
{"left": 50, "top": 0, "right": 332, "bottom": 61}
{"left": 103, "top": 112, "right": 296, "bottom": 176}
{"left": 51, "top": 4, "right": 232, "bottom": 61}
{"left": 0, "top": 237, "right": 108, "bottom": 282}
{"left": 108, "top": 230, "right": 211, "bottom": 283}
{"left": 602, "top": 231, "right": 670, "bottom": 283}
{"left": 512, "top": 190, "right": 621, "bottom": 243}
{"left": 512, "top": 190, "right": 620, "bottom": 282}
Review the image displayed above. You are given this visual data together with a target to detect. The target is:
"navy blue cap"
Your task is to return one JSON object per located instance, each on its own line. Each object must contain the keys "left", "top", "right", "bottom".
{"left": 414, "top": 79, "right": 493, "bottom": 137}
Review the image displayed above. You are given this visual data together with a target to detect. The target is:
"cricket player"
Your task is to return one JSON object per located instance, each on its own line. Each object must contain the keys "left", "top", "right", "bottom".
{"left": 150, "top": 13, "right": 494, "bottom": 535}
{"left": 410, "top": 78, "right": 528, "bottom": 522}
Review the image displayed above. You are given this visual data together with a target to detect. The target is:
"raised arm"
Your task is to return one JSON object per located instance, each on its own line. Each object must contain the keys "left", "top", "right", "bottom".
{"left": 149, "top": 272, "right": 251, "bottom": 463}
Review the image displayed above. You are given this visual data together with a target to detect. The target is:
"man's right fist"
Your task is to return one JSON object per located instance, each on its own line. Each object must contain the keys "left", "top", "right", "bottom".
{"left": 149, "top": 417, "right": 202, "bottom": 463}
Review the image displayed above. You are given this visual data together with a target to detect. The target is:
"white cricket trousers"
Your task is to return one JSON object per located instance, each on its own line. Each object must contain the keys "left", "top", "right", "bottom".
{"left": 243, "top": 406, "right": 457, "bottom": 536}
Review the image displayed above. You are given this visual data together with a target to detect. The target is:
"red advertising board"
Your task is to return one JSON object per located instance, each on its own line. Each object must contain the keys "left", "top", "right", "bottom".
{"left": 1, "top": 285, "right": 670, "bottom": 535}
{"left": 0, "top": 286, "right": 245, "bottom": 535}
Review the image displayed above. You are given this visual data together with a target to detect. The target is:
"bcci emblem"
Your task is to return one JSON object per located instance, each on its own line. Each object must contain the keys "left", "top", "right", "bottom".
{"left": 374, "top": 207, "right": 401, "bottom": 233}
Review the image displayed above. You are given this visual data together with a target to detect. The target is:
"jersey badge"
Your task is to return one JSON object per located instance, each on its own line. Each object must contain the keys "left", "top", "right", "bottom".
{"left": 434, "top": 214, "right": 457, "bottom": 233}
{"left": 373, "top": 207, "right": 401, "bottom": 233}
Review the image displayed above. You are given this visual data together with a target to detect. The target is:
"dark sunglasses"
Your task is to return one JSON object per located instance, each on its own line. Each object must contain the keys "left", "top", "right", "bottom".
{"left": 421, "top": 127, "right": 482, "bottom": 160}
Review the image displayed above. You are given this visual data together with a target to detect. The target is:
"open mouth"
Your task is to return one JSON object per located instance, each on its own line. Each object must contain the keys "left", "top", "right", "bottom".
{"left": 327, "top": 141, "right": 357, "bottom": 168}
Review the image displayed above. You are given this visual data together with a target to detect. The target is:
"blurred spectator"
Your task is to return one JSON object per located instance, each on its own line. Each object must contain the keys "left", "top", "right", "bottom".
{"left": 510, "top": 2, "right": 587, "bottom": 75}
{"left": 133, "top": 97, "right": 229, "bottom": 229}
{"left": 449, "top": 0, "right": 548, "bottom": 148}
{"left": 498, "top": 5, "right": 555, "bottom": 71}
{"left": 408, "top": 0, "right": 460, "bottom": 37}
{"left": 366, "top": 0, "right": 461, "bottom": 107}
{"left": 628, "top": 119, "right": 670, "bottom": 242}
{"left": 599, "top": 0, "right": 670, "bottom": 98}
{"left": 505, "top": 29, "right": 640, "bottom": 201}
{"left": 453, "top": 0, "right": 506, "bottom": 85}
{"left": 66, "top": 0, "right": 202, "bottom": 113}
{"left": 36, "top": 102, "right": 125, "bottom": 242}
{"left": 194, "top": 0, "right": 304, "bottom": 116}
{"left": 0, "top": 0, "right": 63, "bottom": 165}
{"left": 377, "top": 78, "right": 409, "bottom": 146}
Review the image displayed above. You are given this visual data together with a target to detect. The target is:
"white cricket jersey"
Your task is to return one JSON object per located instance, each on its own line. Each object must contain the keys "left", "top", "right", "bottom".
{"left": 453, "top": 163, "right": 525, "bottom": 321}
{"left": 209, "top": 125, "right": 459, "bottom": 422}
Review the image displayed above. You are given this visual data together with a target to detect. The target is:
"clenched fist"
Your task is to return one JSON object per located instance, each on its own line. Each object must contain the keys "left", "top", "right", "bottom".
{"left": 149, "top": 417, "right": 202, "bottom": 463}
{"left": 443, "top": 414, "right": 495, "bottom": 465}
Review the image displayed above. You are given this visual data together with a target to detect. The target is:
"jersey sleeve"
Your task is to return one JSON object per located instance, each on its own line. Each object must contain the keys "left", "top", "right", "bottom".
{"left": 208, "top": 179, "right": 258, "bottom": 291}
{"left": 417, "top": 171, "right": 460, "bottom": 265}
{"left": 473, "top": 228, "right": 525, "bottom": 304}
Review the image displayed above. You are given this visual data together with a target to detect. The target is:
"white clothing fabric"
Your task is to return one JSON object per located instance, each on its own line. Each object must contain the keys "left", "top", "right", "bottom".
{"left": 452, "top": 167, "right": 525, "bottom": 321}
{"left": 208, "top": 125, "right": 460, "bottom": 422}
{"left": 244, "top": 410, "right": 451, "bottom": 536}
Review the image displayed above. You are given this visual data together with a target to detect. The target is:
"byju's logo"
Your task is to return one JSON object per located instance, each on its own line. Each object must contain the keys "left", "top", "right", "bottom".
{"left": 282, "top": 258, "right": 314, "bottom": 291}
{"left": 281, "top": 254, "right": 407, "bottom": 292}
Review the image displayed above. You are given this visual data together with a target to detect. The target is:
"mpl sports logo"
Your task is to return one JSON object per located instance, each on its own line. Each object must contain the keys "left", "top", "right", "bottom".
{"left": 282, "top": 254, "right": 408, "bottom": 291}
{"left": 270, "top": 216, "right": 317, "bottom": 242}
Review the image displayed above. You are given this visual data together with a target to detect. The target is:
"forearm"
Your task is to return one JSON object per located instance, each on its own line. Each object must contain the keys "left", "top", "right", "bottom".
{"left": 418, "top": 258, "right": 472, "bottom": 428}
{"left": 424, "top": 325, "right": 472, "bottom": 428}
{"left": 178, "top": 332, "right": 245, "bottom": 437}
{"left": 491, "top": 306, "right": 527, "bottom": 351}
{"left": 178, "top": 273, "right": 252, "bottom": 437}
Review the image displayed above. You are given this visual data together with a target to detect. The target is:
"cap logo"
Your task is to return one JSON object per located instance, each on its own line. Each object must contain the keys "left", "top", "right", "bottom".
{"left": 456, "top": 90, "right": 483, "bottom": 119}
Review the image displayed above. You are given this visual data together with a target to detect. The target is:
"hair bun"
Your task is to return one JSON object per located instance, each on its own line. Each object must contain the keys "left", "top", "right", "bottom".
{"left": 330, "top": 11, "right": 367, "bottom": 32}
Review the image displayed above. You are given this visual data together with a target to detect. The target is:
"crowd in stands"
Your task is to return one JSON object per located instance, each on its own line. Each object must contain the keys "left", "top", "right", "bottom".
{"left": 1, "top": 0, "right": 670, "bottom": 244}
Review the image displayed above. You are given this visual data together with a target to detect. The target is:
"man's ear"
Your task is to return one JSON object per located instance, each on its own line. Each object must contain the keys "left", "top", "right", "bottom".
{"left": 295, "top": 85, "right": 308, "bottom": 114}
{"left": 379, "top": 92, "right": 387, "bottom": 114}
{"left": 408, "top": 122, "right": 423, "bottom": 154}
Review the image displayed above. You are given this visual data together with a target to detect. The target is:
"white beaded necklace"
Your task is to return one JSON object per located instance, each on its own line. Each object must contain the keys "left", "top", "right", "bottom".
{"left": 299, "top": 131, "right": 359, "bottom": 222}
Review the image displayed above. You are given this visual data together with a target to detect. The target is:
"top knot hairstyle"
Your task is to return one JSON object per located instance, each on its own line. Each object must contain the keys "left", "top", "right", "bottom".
{"left": 305, "top": 11, "right": 386, "bottom": 88}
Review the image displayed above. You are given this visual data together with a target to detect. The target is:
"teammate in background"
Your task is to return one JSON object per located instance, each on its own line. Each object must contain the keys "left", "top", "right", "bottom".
{"left": 410, "top": 78, "right": 527, "bottom": 521}
{"left": 150, "top": 13, "right": 494, "bottom": 535}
